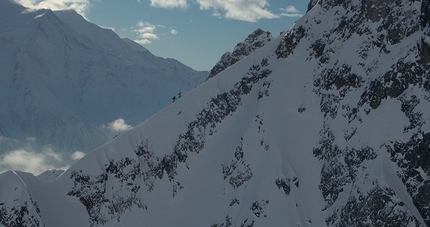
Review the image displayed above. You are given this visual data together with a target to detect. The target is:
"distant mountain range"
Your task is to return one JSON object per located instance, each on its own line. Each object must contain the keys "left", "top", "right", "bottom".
{"left": 0, "top": 0, "right": 208, "bottom": 155}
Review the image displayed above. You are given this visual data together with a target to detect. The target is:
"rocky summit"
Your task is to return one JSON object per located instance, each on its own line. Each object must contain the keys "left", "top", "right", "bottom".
{"left": 0, "top": 0, "right": 430, "bottom": 226}
{"left": 207, "top": 28, "right": 273, "bottom": 80}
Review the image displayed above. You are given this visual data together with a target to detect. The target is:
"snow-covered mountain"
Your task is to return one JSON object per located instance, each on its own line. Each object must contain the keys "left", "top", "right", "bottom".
{"left": 1, "top": 0, "right": 430, "bottom": 226}
{"left": 206, "top": 28, "right": 273, "bottom": 80}
{"left": 0, "top": 0, "right": 208, "bottom": 155}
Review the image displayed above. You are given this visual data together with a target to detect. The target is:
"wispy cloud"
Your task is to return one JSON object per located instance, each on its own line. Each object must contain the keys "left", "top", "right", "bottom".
{"left": 280, "top": 5, "right": 303, "bottom": 17}
{"left": 133, "top": 21, "right": 160, "bottom": 45}
{"left": 196, "top": 0, "right": 278, "bottom": 22}
{"left": 150, "top": 0, "right": 187, "bottom": 9}
{"left": 15, "top": 0, "right": 91, "bottom": 17}
{"left": 132, "top": 22, "right": 178, "bottom": 44}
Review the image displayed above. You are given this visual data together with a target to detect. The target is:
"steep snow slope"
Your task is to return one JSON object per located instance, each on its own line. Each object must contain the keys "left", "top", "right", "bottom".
{"left": 0, "top": 171, "right": 43, "bottom": 227}
{"left": 1, "top": 0, "right": 430, "bottom": 226}
{"left": 0, "top": 0, "right": 207, "bottom": 154}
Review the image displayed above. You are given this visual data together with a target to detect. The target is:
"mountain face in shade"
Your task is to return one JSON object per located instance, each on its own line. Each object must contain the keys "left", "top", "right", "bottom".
{"left": 1, "top": 0, "right": 430, "bottom": 226}
{"left": 206, "top": 28, "right": 273, "bottom": 80}
{"left": 0, "top": 0, "right": 207, "bottom": 155}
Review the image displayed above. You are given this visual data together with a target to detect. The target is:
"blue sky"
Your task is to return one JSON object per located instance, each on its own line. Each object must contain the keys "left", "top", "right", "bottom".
{"left": 16, "top": 0, "right": 308, "bottom": 71}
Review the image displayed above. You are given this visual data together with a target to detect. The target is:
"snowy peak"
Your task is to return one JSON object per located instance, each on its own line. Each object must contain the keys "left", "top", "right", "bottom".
{"left": 207, "top": 28, "right": 273, "bottom": 79}
{"left": 53, "top": 10, "right": 130, "bottom": 56}
{"left": 0, "top": 0, "right": 207, "bottom": 155}
{"left": 278, "top": 0, "right": 422, "bottom": 60}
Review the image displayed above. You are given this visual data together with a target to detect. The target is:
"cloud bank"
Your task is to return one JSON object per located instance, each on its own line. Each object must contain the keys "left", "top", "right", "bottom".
{"left": 0, "top": 118, "right": 132, "bottom": 175}
{"left": 0, "top": 147, "right": 86, "bottom": 175}
{"left": 0, "top": 137, "right": 87, "bottom": 175}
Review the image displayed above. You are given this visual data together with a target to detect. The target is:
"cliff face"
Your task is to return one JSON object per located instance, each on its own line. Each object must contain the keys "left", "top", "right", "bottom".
{"left": 277, "top": 0, "right": 430, "bottom": 225}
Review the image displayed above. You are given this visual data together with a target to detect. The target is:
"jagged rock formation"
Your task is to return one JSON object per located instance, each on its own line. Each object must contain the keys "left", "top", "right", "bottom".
{"left": 276, "top": 0, "right": 430, "bottom": 225}
{"left": 0, "top": 0, "right": 429, "bottom": 226}
{"left": 206, "top": 28, "right": 273, "bottom": 80}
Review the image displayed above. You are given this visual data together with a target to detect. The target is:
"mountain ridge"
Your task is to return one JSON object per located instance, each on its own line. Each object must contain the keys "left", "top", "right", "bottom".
{"left": 207, "top": 28, "right": 273, "bottom": 80}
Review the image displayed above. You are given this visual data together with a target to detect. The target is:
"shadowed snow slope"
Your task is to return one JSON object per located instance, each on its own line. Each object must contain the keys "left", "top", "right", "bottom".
{"left": 0, "top": 0, "right": 207, "bottom": 154}
{"left": 0, "top": 0, "right": 430, "bottom": 226}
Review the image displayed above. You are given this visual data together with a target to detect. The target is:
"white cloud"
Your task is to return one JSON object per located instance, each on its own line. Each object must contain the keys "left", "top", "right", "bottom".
{"left": 135, "top": 21, "right": 156, "bottom": 33}
{"left": 171, "top": 29, "right": 178, "bottom": 35}
{"left": 106, "top": 118, "right": 132, "bottom": 132}
{"left": 133, "top": 21, "right": 160, "bottom": 45}
{"left": 140, "top": 33, "right": 159, "bottom": 39}
{"left": 71, "top": 151, "right": 86, "bottom": 160}
{"left": 148, "top": 0, "right": 302, "bottom": 22}
{"left": 283, "top": 5, "right": 300, "bottom": 13}
{"left": 280, "top": 5, "right": 303, "bottom": 17}
{"left": 196, "top": 0, "right": 278, "bottom": 22}
{"left": 0, "top": 148, "right": 69, "bottom": 175}
{"left": 150, "top": 0, "right": 187, "bottom": 9}
{"left": 15, "top": 0, "right": 91, "bottom": 17}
